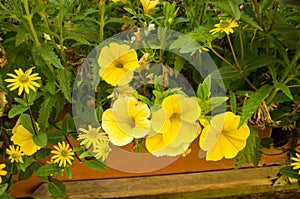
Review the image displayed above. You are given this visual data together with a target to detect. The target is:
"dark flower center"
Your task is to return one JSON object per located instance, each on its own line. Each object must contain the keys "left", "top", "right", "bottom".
{"left": 18, "top": 75, "right": 29, "bottom": 83}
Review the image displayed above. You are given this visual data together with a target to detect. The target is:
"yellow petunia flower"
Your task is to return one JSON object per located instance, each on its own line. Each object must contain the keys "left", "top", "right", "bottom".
{"left": 51, "top": 141, "right": 75, "bottom": 167}
{"left": 97, "top": 43, "right": 139, "bottom": 86}
{"left": 209, "top": 19, "right": 239, "bottom": 35}
{"left": 140, "top": 0, "right": 159, "bottom": 14}
{"left": 112, "top": 0, "right": 127, "bottom": 3}
{"left": 146, "top": 94, "right": 201, "bottom": 156}
{"left": 11, "top": 119, "right": 41, "bottom": 156}
{"left": 291, "top": 153, "right": 300, "bottom": 174}
{"left": 102, "top": 96, "right": 151, "bottom": 146}
{"left": 93, "top": 141, "right": 111, "bottom": 162}
{"left": 199, "top": 112, "right": 250, "bottom": 161}
{"left": 0, "top": 164, "right": 7, "bottom": 184}
{"left": 5, "top": 68, "right": 41, "bottom": 96}
{"left": 78, "top": 125, "right": 109, "bottom": 149}
{"left": 6, "top": 145, "right": 24, "bottom": 163}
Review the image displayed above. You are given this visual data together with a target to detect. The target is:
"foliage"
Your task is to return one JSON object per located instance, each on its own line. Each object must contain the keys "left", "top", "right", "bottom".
{"left": 0, "top": 0, "right": 299, "bottom": 198}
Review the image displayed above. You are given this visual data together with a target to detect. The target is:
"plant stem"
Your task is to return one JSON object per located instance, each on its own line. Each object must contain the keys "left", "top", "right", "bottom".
{"left": 98, "top": 0, "right": 106, "bottom": 42}
{"left": 65, "top": 135, "right": 83, "bottom": 162}
{"left": 59, "top": 0, "right": 66, "bottom": 63}
{"left": 23, "top": 0, "right": 41, "bottom": 48}
{"left": 238, "top": 26, "right": 245, "bottom": 68}
{"left": 279, "top": 49, "right": 300, "bottom": 84}
{"left": 253, "top": 0, "right": 265, "bottom": 31}
{"left": 24, "top": 93, "right": 38, "bottom": 135}
{"left": 227, "top": 34, "right": 241, "bottom": 70}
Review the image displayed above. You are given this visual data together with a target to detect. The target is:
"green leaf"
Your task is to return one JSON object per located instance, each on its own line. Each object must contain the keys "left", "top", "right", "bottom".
{"left": 19, "top": 163, "right": 35, "bottom": 181}
{"left": 35, "top": 148, "right": 51, "bottom": 160}
{"left": 174, "top": 55, "right": 185, "bottom": 76}
{"left": 95, "top": 106, "right": 104, "bottom": 121}
{"left": 15, "top": 27, "right": 28, "bottom": 46}
{"left": 20, "top": 114, "right": 36, "bottom": 135}
{"left": 38, "top": 44, "right": 63, "bottom": 69}
{"left": 57, "top": 68, "right": 72, "bottom": 102}
{"left": 179, "top": 41, "right": 200, "bottom": 54}
{"left": 47, "top": 130, "right": 67, "bottom": 144}
{"left": 84, "top": 158, "right": 107, "bottom": 170}
{"left": 225, "top": 0, "right": 243, "bottom": 20}
{"left": 48, "top": 179, "right": 67, "bottom": 199}
{"left": 79, "top": 150, "right": 93, "bottom": 159}
{"left": 35, "top": 164, "right": 60, "bottom": 177}
{"left": 31, "top": 3, "right": 57, "bottom": 15}
{"left": 240, "top": 13, "right": 263, "bottom": 31}
{"left": 0, "top": 184, "right": 8, "bottom": 195}
{"left": 105, "top": 17, "right": 135, "bottom": 25}
{"left": 279, "top": 166, "right": 300, "bottom": 179}
{"left": 64, "top": 35, "right": 91, "bottom": 46}
{"left": 33, "top": 132, "right": 47, "bottom": 147}
{"left": 8, "top": 105, "right": 29, "bottom": 118}
{"left": 235, "top": 126, "right": 262, "bottom": 169}
{"left": 169, "top": 36, "right": 191, "bottom": 50}
{"left": 197, "top": 76, "right": 211, "bottom": 101}
{"left": 62, "top": 113, "right": 75, "bottom": 133}
{"left": 38, "top": 95, "right": 57, "bottom": 131}
{"left": 65, "top": 166, "right": 72, "bottom": 179}
{"left": 276, "top": 82, "right": 294, "bottom": 100}
{"left": 244, "top": 56, "right": 274, "bottom": 74}
{"left": 18, "top": 156, "right": 35, "bottom": 172}
{"left": 0, "top": 193, "right": 14, "bottom": 199}
{"left": 229, "top": 90, "right": 237, "bottom": 114}
{"left": 238, "top": 85, "right": 273, "bottom": 128}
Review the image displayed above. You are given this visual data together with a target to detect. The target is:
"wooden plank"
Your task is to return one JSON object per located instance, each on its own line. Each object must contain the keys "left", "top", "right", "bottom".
{"left": 31, "top": 166, "right": 298, "bottom": 199}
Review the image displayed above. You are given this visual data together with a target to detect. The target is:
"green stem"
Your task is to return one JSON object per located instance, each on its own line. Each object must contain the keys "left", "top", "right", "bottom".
{"left": 59, "top": 0, "right": 66, "bottom": 64}
{"left": 279, "top": 49, "right": 300, "bottom": 84}
{"left": 238, "top": 26, "right": 245, "bottom": 68}
{"left": 24, "top": 93, "right": 38, "bottom": 135}
{"left": 227, "top": 34, "right": 241, "bottom": 70}
{"left": 209, "top": 47, "right": 237, "bottom": 70}
{"left": 269, "top": 2, "right": 279, "bottom": 32}
{"left": 99, "top": 0, "right": 106, "bottom": 42}
{"left": 253, "top": 0, "right": 265, "bottom": 31}
{"left": 23, "top": 0, "right": 40, "bottom": 47}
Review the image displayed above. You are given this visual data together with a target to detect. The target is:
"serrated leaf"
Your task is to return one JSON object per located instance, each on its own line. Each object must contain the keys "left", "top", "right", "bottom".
{"left": 38, "top": 44, "right": 64, "bottom": 69}
{"left": 276, "top": 82, "right": 293, "bottom": 100}
{"left": 238, "top": 85, "right": 273, "bottom": 128}
{"left": 15, "top": 27, "right": 28, "bottom": 46}
{"left": 84, "top": 158, "right": 107, "bottom": 170}
{"left": 57, "top": 69, "right": 72, "bottom": 102}
{"left": 235, "top": 126, "right": 262, "bottom": 169}
{"left": 33, "top": 132, "right": 47, "bottom": 147}
{"left": 226, "top": 0, "right": 243, "bottom": 20}
{"left": 64, "top": 35, "right": 91, "bottom": 46}
{"left": 0, "top": 184, "right": 8, "bottom": 195}
{"left": 8, "top": 104, "right": 29, "bottom": 118}
{"left": 38, "top": 95, "right": 57, "bottom": 131}
{"left": 35, "top": 164, "right": 60, "bottom": 177}
{"left": 20, "top": 114, "right": 35, "bottom": 135}
{"left": 62, "top": 113, "right": 75, "bottom": 133}
{"left": 244, "top": 56, "right": 274, "bottom": 74}
{"left": 35, "top": 148, "right": 51, "bottom": 160}
{"left": 279, "top": 166, "right": 300, "bottom": 179}
{"left": 48, "top": 179, "right": 67, "bottom": 199}
{"left": 47, "top": 130, "right": 67, "bottom": 144}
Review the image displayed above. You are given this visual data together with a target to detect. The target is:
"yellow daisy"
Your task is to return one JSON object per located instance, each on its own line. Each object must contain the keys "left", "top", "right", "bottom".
{"left": 102, "top": 96, "right": 151, "bottom": 146}
{"left": 5, "top": 67, "right": 41, "bottom": 96}
{"left": 199, "top": 112, "right": 250, "bottom": 161}
{"left": 6, "top": 145, "right": 24, "bottom": 163}
{"left": 209, "top": 19, "right": 239, "bottom": 35}
{"left": 93, "top": 141, "right": 111, "bottom": 162}
{"left": 97, "top": 43, "right": 139, "bottom": 86}
{"left": 0, "top": 164, "right": 7, "bottom": 184}
{"left": 146, "top": 94, "right": 201, "bottom": 156}
{"left": 78, "top": 125, "right": 109, "bottom": 149}
{"left": 291, "top": 153, "right": 300, "bottom": 174}
{"left": 51, "top": 141, "right": 75, "bottom": 167}
{"left": 140, "top": 0, "right": 159, "bottom": 14}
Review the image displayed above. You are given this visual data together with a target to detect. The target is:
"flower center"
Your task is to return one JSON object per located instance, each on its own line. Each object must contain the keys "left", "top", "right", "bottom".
{"left": 18, "top": 74, "right": 29, "bottom": 83}
{"left": 170, "top": 113, "right": 181, "bottom": 121}
{"left": 220, "top": 21, "right": 230, "bottom": 29}
{"left": 12, "top": 153, "right": 18, "bottom": 159}
{"left": 60, "top": 150, "right": 68, "bottom": 157}
{"left": 87, "top": 129, "right": 99, "bottom": 139}
{"left": 116, "top": 62, "right": 124, "bottom": 68}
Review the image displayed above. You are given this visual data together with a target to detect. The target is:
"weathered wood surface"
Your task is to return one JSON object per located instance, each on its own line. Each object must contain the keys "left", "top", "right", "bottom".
{"left": 31, "top": 166, "right": 298, "bottom": 199}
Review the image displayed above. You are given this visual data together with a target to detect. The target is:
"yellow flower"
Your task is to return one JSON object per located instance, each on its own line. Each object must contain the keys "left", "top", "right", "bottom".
{"left": 6, "top": 145, "right": 24, "bottom": 163}
{"left": 146, "top": 94, "right": 201, "bottom": 156}
{"left": 140, "top": 0, "right": 159, "bottom": 14}
{"left": 102, "top": 96, "right": 151, "bottom": 146}
{"left": 199, "top": 112, "right": 250, "bottom": 161}
{"left": 93, "top": 141, "right": 111, "bottom": 162}
{"left": 112, "top": 0, "right": 127, "bottom": 3}
{"left": 11, "top": 119, "right": 41, "bottom": 155}
{"left": 0, "top": 164, "right": 7, "bottom": 184}
{"left": 51, "top": 141, "right": 75, "bottom": 167}
{"left": 78, "top": 125, "right": 109, "bottom": 149}
{"left": 209, "top": 19, "right": 239, "bottom": 35}
{"left": 97, "top": 43, "right": 139, "bottom": 86}
{"left": 5, "top": 68, "right": 41, "bottom": 96}
{"left": 291, "top": 153, "right": 300, "bottom": 174}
